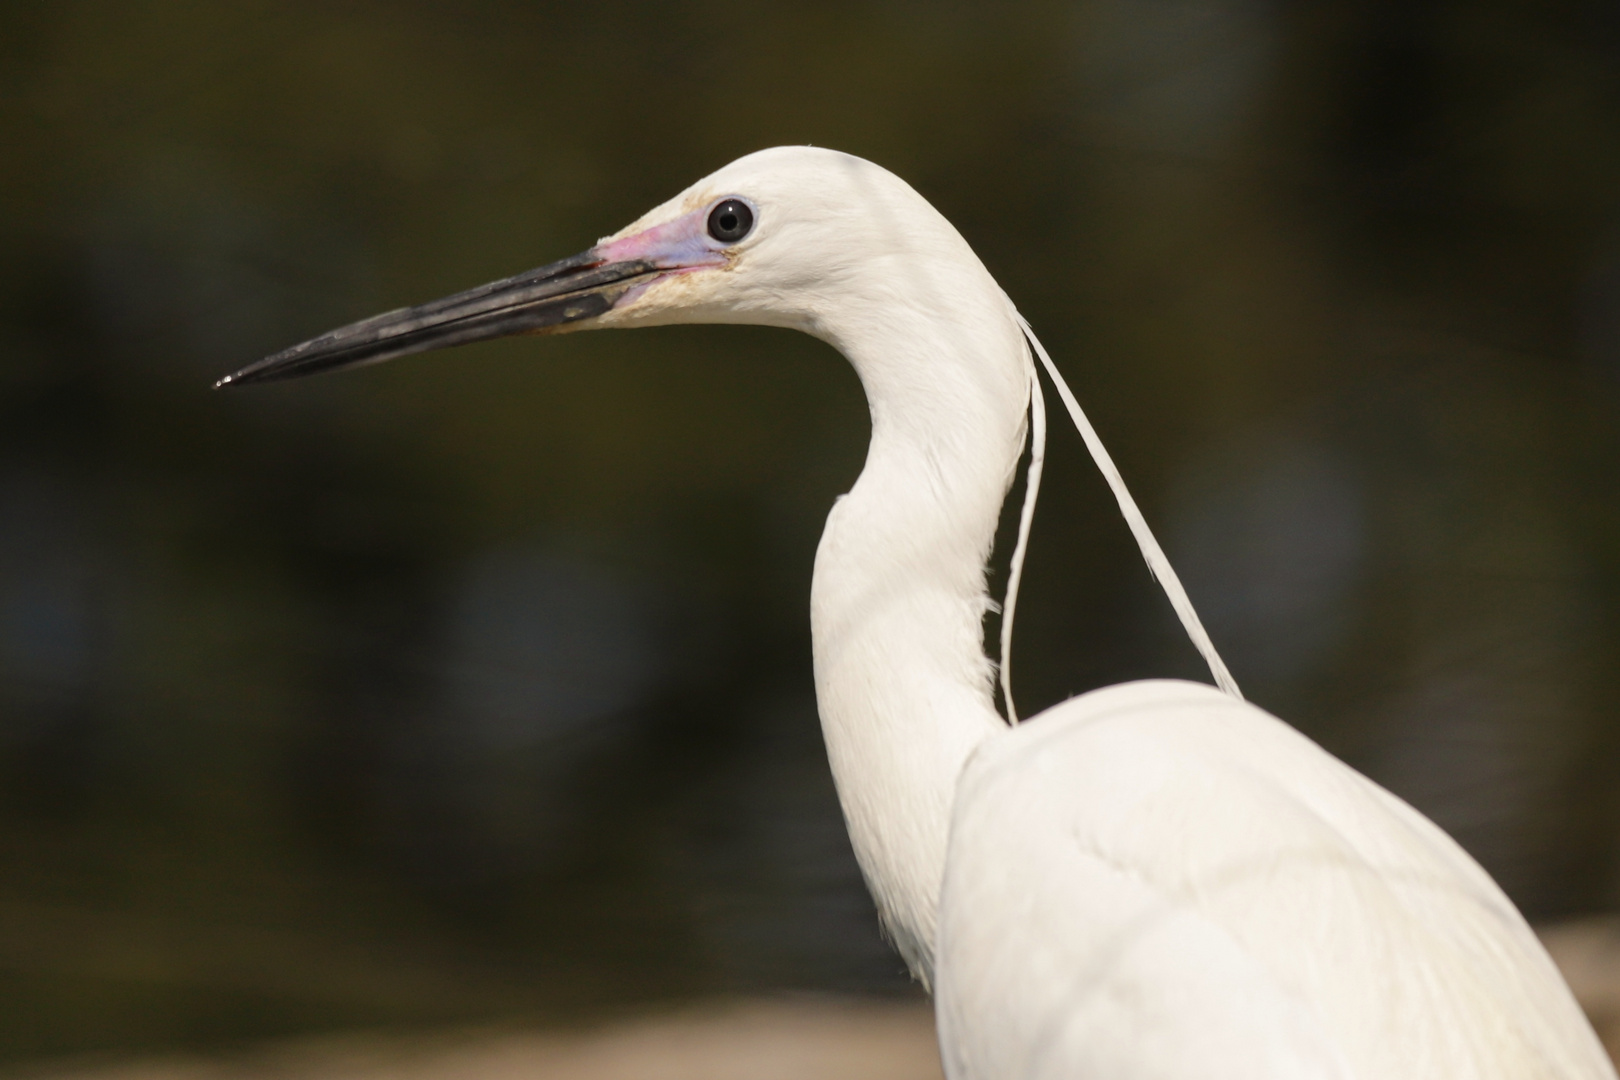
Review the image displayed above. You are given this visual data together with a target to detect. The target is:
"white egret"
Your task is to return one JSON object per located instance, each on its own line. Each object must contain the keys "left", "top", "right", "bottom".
{"left": 219, "top": 147, "right": 1613, "bottom": 1079}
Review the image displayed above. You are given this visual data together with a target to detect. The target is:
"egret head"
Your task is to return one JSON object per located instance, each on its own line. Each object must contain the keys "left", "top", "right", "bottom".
{"left": 215, "top": 147, "right": 966, "bottom": 388}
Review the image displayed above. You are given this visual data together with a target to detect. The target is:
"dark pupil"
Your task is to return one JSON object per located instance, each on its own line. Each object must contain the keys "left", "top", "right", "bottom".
{"left": 708, "top": 199, "right": 753, "bottom": 242}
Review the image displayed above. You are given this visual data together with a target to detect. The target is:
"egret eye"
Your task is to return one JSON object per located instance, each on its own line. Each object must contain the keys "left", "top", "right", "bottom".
{"left": 707, "top": 199, "right": 754, "bottom": 243}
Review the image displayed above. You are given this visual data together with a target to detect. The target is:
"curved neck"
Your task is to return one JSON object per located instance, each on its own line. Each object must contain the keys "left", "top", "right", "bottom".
{"left": 808, "top": 287, "right": 1030, "bottom": 986}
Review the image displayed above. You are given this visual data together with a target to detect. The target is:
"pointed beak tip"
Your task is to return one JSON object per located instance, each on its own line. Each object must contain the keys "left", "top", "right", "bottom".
{"left": 212, "top": 249, "right": 654, "bottom": 390}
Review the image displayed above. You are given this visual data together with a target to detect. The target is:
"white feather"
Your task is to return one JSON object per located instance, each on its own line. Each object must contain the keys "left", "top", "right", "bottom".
{"left": 998, "top": 337, "right": 1046, "bottom": 723}
{"left": 1016, "top": 315, "right": 1242, "bottom": 699}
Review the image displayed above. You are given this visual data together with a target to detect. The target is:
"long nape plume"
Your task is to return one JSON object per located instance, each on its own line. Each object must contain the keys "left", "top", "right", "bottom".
{"left": 1000, "top": 313, "right": 1243, "bottom": 706}
{"left": 997, "top": 339, "right": 1046, "bottom": 723}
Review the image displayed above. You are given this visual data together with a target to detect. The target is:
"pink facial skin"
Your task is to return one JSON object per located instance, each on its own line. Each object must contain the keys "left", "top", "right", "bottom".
{"left": 592, "top": 204, "right": 732, "bottom": 273}
{"left": 589, "top": 201, "right": 741, "bottom": 311}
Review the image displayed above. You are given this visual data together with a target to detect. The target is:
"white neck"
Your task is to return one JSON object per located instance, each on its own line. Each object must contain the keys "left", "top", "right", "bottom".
{"left": 603, "top": 145, "right": 1237, "bottom": 985}
{"left": 807, "top": 275, "right": 1030, "bottom": 987}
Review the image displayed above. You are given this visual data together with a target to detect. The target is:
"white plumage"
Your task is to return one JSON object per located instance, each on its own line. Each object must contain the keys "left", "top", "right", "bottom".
{"left": 226, "top": 146, "right": 1615, "bottom": 1079}
{"left": 941, "top": 680, "right": 1604, "bottom": 1077}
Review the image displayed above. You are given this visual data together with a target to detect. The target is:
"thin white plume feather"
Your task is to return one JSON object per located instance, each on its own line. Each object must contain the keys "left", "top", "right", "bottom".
{"left": 997, "top": 338, "right": 1046, "bottom": 723}
{"left": 1002, "top": 313, "right": 1243, "bottom": 702}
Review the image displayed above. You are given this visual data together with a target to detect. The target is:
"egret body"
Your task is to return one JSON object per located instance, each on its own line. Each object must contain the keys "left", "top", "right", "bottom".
{"left": 220, "top": 148, "right": 1614, "bottom": 1080}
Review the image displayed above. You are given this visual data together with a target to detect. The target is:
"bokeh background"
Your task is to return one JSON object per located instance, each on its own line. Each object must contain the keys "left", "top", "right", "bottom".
{"left": 2, "top": 0, "right": 1619, "bottom": 1066}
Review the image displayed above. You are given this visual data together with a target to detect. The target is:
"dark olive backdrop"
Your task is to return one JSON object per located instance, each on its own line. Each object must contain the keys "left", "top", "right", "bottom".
{"left": 2, "top": 0, "right": 1619, "bottom": 1064}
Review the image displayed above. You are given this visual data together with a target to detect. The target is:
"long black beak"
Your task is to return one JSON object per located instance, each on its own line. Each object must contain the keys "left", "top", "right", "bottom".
{"left": 214, "top": 250, "right": 658, "bottom": 389}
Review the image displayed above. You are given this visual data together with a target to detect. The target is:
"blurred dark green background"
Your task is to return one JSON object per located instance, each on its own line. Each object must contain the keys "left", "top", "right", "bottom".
{"left": 2, "top": 0, "right": 1619, "bottom": 1064}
